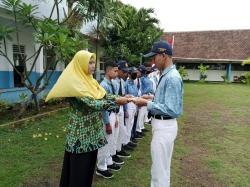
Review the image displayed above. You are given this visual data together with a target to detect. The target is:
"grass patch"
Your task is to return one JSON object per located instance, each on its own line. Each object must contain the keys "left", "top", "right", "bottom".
{"left": 0, "top": 110, "right": 68, "bottom": 187}
{"left": 182, "top": 83, "right": 250, "bottom": 186}
{"left": 0, "top": 83, "right": 249, "bottom": 186}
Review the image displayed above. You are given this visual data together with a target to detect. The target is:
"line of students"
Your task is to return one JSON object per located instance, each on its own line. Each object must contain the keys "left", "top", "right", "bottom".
{"left": 96, "top": 60, "right": 159, "bottom": 179}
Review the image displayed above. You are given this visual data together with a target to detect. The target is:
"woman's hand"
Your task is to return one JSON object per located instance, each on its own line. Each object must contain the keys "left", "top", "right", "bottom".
{"left": 132, "top": 97, "right": 148, "bottom": 107}
{"left": 141, "top": 95, "right": 154, "bottom": 100}
{"left": 105, "top": 124, "right": 112, "bottom": 134}
{"left": 115, "top": 97, "right": 129, "bottom": 105}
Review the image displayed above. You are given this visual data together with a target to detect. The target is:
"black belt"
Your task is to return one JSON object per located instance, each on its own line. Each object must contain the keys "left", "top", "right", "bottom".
{"left": 152, "top": 114, "right": 173, "bottom": 120}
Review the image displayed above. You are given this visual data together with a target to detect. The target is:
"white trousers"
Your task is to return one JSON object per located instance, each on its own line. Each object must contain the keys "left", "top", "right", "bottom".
{"left": 125, "top": 102, "right": 137, "bottom": 144}
{"left": 113, "top": 113, "right": 119, "bottom": 155}
{"left": 136, "top": 106, "right": 148, "bottom": 132}
{"left": 151, "top": 118, "right": 178, "bottom": 187}
{"left": 117, "top": 106, "right": 128, "bottom": 151}
{"left": 97, "top": 112, "right": 116, "bottom": 171}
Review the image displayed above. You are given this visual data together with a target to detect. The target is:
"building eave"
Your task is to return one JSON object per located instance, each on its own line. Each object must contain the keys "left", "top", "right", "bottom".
{"left": 173, "top": 57, "right": 244, "bottom": 64}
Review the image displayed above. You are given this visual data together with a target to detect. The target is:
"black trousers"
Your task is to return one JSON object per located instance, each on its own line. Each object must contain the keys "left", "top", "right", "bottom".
{"left": 60, "top": 150, "right": 98, "bottom": 187}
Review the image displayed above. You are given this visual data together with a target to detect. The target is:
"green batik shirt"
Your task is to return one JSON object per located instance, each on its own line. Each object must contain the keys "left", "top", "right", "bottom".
{"left": 65, "top": 94, "right": 118, "bottom": 154}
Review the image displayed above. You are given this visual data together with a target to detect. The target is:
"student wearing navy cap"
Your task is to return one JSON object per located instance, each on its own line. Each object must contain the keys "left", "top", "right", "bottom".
{"left": 112, "top": 60, "right": 132, "bottom": 158}
{"left": 135, "top": 64, "right": 154, "bottom": 136}
{"left": 133, "top": 41, "right": 183, "bottom": 187}
{"left": 124, "top": 67, "right": 139, "bottom": 148}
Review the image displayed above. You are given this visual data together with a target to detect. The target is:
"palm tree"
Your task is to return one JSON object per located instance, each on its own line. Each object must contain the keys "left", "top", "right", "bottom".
{"left": 100, "top": 4, "right": 163, "bottom": 65}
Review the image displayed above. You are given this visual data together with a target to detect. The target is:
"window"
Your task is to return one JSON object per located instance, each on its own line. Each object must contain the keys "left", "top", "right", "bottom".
{"left": 13, "top": 45, "right": 25, "bottom": 66}
{"left": 100, "top": 62, "right": 105, "bottom": 71}
{"left": 43, "top": 48, "right": 56, "bottom": 70}
{"left": 176, "top": 62, "right": 227, "bottom": 70}
{"left": 176, "top": 63, "right": 199, "bottom": 69}
{"left": 232, "top": 64, "right": 250, "bottom": 71}
{"left": 13, "top": 44, "right": 25, "bottom": 87}
{"left": 203, "top": 63, "right": 226, "bottom": 70}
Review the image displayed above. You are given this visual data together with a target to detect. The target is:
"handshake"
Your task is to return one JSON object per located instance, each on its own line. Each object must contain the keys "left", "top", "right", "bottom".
{"left": 115, "top": 95, "right": 154, "bottom": 107}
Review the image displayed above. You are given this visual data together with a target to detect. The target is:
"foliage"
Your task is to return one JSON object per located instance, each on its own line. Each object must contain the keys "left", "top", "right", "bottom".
{"left": 67, "top": 0, "right": 106, "bottom": 28}
{"left": 241, "top": 57, "right": 250, "bottom": 66}
{"left": 19, "top": 92, "right": 28, "bottom": 103}
{"left": 198, "top": 64, "right": 209, "bottom": 81}
{"left": 100, "top": 4, "right": 163, "bottom": 66}
{"left": 241, "top": 72, "right": 250, "bottom": 85}
{"left": 0, "top": 99, "right": 13, "bottom": 113}
{"left": 221, "top": 75, "right": 230, "bottom": 83}
{"left": 0, "top": 0, "right": 89, "bottom": 111}
{"left": 178, "top": 66, "right": 188, "bottom": 79}
{"left": 241, "top": 58, "right": 250, "bottom": 85}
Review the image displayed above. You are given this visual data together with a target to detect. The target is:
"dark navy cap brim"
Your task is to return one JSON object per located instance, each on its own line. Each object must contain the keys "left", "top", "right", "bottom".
{"left": 120, "top": 68, "right": 129, "bottom": 72}
{"left": 143, "top": 52, "right": 157, "bottom": 58}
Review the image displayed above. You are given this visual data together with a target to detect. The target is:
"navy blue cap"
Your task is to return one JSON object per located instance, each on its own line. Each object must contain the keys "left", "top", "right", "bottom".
{"left": 138, "top": 65, "right": 146, "bottom": 72}
{"left": 144, "top": 41, "right": 172, "bottom": 58}
{"left": 116, "top": 60, "right": 129, "bottom": 72}
{"left": 127, "top": 67, "right": 138, "bottom": 74}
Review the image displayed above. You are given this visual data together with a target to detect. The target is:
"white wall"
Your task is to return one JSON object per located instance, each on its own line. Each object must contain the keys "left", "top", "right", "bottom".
{"left": 206, "top": 70, "right": 226, "bottom": 81}
{"left": 184, "top": 69, "right": 226, "bottom": 82}
{"left": 0, "top": 18, "right": 36, "bottom": 72}
{"left": 0, "top": 42, "right": 9, "bottom": 71}
{"left": 184, "top": 70, "right": 200, "bottom": 81}
{"left": 184, "top": 69, "right": 250, "bottom": 82}
{"left": 0, "top": 0, "right": 68, "bottom": 21}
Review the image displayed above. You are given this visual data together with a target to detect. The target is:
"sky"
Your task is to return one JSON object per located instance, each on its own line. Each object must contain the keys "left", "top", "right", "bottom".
{"left": 121, "top": 0, "right": 250, "bottom": 32}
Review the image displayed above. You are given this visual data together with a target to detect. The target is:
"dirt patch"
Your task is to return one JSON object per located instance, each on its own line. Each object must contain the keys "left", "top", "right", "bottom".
{"left": 179, "top": 104, "right": 227, "bottom": 187}
{"left": 21, "top": 161, "right": 61, "bottom": 187}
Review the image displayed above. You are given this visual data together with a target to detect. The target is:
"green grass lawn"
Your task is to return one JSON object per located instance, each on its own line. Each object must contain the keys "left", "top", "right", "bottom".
{"left": 0, "top": 83, "right": 249, "bottom": 187}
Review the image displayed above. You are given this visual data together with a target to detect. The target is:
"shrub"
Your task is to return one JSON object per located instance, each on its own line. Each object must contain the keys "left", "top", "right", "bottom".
{"left": 198, "top": 64, "right": 209, "bottom": 81}
{"left": 178, "top": 66, "right": 188, "bottom": 80}
{"left": 241, "top": 72, "right": 250, "bottom": 85}
{"left": 0, "top": 99, "right": 13, "bottom": 112}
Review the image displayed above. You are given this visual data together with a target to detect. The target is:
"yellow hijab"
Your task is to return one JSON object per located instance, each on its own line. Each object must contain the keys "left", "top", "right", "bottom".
{"left": 45, "top": 50, "right": 106, "bottom": 102}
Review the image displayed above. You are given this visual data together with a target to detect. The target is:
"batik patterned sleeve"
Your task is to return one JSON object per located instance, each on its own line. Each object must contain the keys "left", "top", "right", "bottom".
{"left": 77, "top": 96, "right": 118, "bottom": 111}
{"left": 104, "top": 93, "right": 118, "bottom": 101}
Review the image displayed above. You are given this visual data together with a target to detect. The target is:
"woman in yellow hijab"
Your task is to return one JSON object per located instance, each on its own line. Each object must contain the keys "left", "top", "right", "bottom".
{"left": 46, "top": 50, "right": 128, "bottom": 187}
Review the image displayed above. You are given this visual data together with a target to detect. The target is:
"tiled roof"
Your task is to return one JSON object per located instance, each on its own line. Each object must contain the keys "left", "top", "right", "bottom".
{"left": 162, "top": 30, "right": 250, "bottom": 61}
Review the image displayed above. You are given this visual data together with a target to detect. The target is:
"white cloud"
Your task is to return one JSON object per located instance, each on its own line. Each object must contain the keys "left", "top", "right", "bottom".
{"left": 121, "top": 0, "right": 250, "bottom": 32}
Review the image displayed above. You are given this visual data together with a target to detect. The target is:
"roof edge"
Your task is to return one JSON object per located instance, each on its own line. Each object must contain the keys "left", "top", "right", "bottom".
{"left": 173, "top": 57, "right": 244, "bottom": 63}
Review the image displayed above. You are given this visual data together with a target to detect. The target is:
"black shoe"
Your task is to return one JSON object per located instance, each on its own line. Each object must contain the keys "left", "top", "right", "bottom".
{"left": 142, "top": 128, "right": 149, "bottom": 132}
{"left": 117, "top": 150, "right": 131, "bottom": 158}
{"left": 123, "top": 144, "right": 134, "bottom": 151}
{"left": 134, "top": 134, "right": 143, "bottom": 140}
{"left": 127, "top": 142, "right": 137, "bottom": 147}
{"left": 112, "top": 155, "right": 124, "bottom": 165}
{"left": 107, "top": 163, "right": 121, "bottom": 171}
{"left": 138, "top": 131, "right": 145, "bottom": 136}
{"left": 131, "top": 138, "right": 138, "bottom": 144}
{"left": 96, "top": 169, "right": 113, "bottom": 179}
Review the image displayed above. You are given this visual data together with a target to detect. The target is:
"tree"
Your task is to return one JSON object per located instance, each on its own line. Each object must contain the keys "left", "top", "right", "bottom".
{"left": 100, "top": 4, "right": 163, "bottom": 66}
{"left": 178, "top": 66, "right": 188, "bottom": 80}
{"left": 198, "top": 64, "right": 209, "bottom": 82}
{"left": 65, "top": 0, "right": 106, "bottom": 30}
{"left": 242, "top": 57, "right": 250, "bottom": 66}
{"left": 241, "top": 58, "right": 250, "bottom": 85}
{"left": 0, "top": 0, "right": 88, "bottom": 111}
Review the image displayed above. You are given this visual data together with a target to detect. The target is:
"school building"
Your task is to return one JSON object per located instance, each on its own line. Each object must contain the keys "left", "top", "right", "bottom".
{"left": 163, "top": 30, "right": 250, "bottom": 81}
{"left": 0, "top": 0, "right": 103, "bottom": 103}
